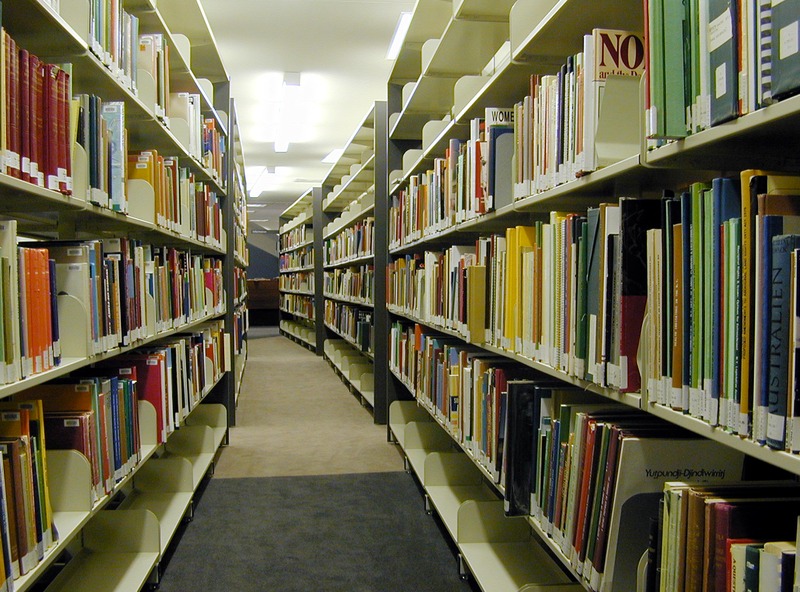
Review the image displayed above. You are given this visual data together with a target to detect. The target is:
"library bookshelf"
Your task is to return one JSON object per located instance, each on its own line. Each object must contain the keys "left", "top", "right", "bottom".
{"left": 319, "top": 105, "right": 380, "bottom": 410}
{"left": 0, "top": 0, "right": 247, "bottom": 589}
{"left": 377, "top": 0, "right": 800, "bottom": 591}
{"left": 278, "top": 189, "right": 318, "bottom": 352}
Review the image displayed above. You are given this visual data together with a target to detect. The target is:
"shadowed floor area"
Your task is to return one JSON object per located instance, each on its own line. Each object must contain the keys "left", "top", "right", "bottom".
{"left": 157, "top": 328, "right": 477, "bottom": 591}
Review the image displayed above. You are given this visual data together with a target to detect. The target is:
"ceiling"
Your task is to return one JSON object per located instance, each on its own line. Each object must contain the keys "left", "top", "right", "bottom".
{"left": 199, "top": 0, "right": 416, "bottom": 231}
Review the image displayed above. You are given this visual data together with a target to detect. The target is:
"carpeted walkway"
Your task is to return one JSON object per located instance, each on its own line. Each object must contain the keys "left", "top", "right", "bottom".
{"left": 157, "top": 472, "right": 474, "bottom": 592}
{"left": 157, "top": 326, "right": 477, "bottom": 591}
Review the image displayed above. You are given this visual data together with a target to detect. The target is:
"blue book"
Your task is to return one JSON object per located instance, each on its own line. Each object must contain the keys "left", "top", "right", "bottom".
{"left": 710, "top": 178, "right": 741, "bottom": 421}
{"left": 767, "top": 234, "right": 800, "bottom": 449}
{"left": 756, "top": 215, "right": 785, "bottom": 443}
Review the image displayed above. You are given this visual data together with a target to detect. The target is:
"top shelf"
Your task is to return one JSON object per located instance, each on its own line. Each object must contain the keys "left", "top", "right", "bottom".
{"left": 509, "top": 0, "right": 643, "bottom": 63}
{"left": 389, "top": 0, "right": 452, "bottom": 84}
{"left": 156, "top": 0, "right": 229, "bottom": 84}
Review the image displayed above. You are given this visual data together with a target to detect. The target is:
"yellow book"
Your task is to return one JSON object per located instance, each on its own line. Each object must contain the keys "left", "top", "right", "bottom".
{"left": 503, "top": 226, "right": 518, "bottom": 350}
{"left": 515, "top": 225, "right": 538, "bottom": 354}
{"left": 466, "top": 265, "right": 486, "bottom": 344}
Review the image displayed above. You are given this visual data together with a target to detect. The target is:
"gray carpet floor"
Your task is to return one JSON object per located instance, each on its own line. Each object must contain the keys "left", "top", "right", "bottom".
{"left": 157, "top": 326, "right": 477, "bottom": 591}
{"left": 157, "top": 472, "right": 476, "bottom": 592}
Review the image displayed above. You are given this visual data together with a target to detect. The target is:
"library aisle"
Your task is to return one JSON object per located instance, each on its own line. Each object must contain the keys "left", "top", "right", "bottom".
{"left": 157, "top": 328, "right": 478, "bottom": 592}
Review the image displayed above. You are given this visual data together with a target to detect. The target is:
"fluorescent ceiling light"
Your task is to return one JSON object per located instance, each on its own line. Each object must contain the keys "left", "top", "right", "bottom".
{"left": 323, "top": 148, "right": 344, "bottom": 164}
{"left": 386, "top": 12, "right": 412, "bottom": 60}
{"left": 248, "top": 165, "right": 277, "bottom": 197}
{"left": 274, "top": 140, "right": 289, "bottom": 153}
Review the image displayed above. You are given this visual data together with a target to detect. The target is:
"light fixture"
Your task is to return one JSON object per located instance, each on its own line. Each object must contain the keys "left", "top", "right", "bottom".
{"left": 247, "top": 166, "right": 276, "bottom": 197}
{"left": 322, "top": 148, "right": 344, "bottom": 164}
{"left": 273, "top": 72, "right": 302, "bottom": 153}
{"left": 386, "top": 12, "right": 412, "bottom": 60}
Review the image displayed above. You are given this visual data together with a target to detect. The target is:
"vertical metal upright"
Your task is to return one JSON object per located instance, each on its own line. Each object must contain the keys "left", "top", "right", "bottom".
{"left": 372, "top": 100, "right": 396, "bottom": 425}
{"left": 204, "top": 82, "right": 236, "bottom": 426}
{"left": 311, "top": 186, "right": 327, "bottom": 354}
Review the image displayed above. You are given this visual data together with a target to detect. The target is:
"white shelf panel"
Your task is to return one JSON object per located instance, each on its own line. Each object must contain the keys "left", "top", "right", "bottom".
{"left": 45, "top": 551, "right": 160, "bottom": 592}
{"left": 510, "top": 0, "right": 643, "bottom": 64}
{"left": 427, "top": 484, "right": 499, "bottom": 539}
{"left": 423, "top": 18, "right": 509, "bottom": 77}
{"left": 454, "top": 0, "right": 516, "bottom": 19}
{"left": 324, "top": 154, "right": 376, "bottom": 213}
{"left": 123, "top": 492, "right": 193, "bottom": 552}
{"left": 389, "top": 0, "right": 453, "bottom": 83}
{"left": 460, "top": 541, "right": 576, "bottom": 592}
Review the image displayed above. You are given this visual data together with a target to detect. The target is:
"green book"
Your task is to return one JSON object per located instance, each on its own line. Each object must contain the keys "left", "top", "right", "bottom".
{"left": 663, "top": 0, "right": 688, "bottom": 137}
{"left": 703, "top": 187, "right": 715, "bottom": 423}
{"left": 690, "top": 182, "right": 710, "bottom": 418}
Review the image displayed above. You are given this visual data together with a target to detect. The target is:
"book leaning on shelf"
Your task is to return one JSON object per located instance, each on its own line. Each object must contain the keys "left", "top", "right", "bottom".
{"left": 512, "top": 28, "right": 644, "bottom": 199}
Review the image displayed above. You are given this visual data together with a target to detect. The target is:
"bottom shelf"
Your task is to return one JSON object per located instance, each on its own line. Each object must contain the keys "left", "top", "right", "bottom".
{"left": 389, "top": 400, "right": 581, "bottom": 592}
{"left": 279, "top": 319, "right": 317, "bottom": 351}
{"left": 323, "top": 338, "right": 374, "bottom": 407}
{"left": 44, "top": 403, "right": 228, "bottom": 592}
{"left": 44, "top": 510, "right": 161, "bottom": 592}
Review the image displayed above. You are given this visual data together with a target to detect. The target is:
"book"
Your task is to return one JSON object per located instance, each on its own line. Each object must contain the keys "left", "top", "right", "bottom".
{"left": 767, "top": 234, "right": 800, "bottom": 449}
{"left": 612, "top": 197, "right": 661, "bottom": 393}
{"left": 484, "top": 107, "right": 514, "bottom": 212}
{"left": 708, "top": 0, "right": 739, "bottom": 125}
{"left": 770, "top": 0, "right": 800, "bottom": 99}
{"left": 100, "top": 101, "right": 126, "bottom": 212}
{"left": 583, "top": 29, "right": 646, "bottom": 171}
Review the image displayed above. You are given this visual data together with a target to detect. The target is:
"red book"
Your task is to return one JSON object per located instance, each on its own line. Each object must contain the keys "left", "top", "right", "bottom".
{"left": 5, "top": 35, "right": 20, "bottom": 179}
{"left": 18, "top": 48, "right": 30, "bottom": 183}
{"left": 703, "top": 497, "right": 800, "bottom": 592}
{"left": 30, "top": 56, "right": 43, "bottom": 187}
{"left": 56, "top": 67, "right": 70, "bottom": 194}
{"left": 573, "top": 418, "right": 601, "bottom": 561}
{"left": 42, "top": 63, "right": 60, "bottom": 191}
{"left": 116, "top": 353, "right": 168, "bottom": 444}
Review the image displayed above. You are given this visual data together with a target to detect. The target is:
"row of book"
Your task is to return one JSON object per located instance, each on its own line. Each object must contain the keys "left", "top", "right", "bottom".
{"left": 390, "top": 169, "right": 800, "bottom": 455}
{"left": 0, "top": 29, "right": 226, "bottom": 216}
{"left": 279, "top": 225, "right": 310, "bottom": 252}
{"left": 0, "top": 221, "right": 225, "bottom": 385}
{"left": 640, "top": 172, "right": 800, "bottom": 453}
{"left": 233, "top": 267, "right": 247, "bottom": 303}
{"left": 279, "top": 270, "right": 314, "bottom": 293}
{"left": 323, "top": 265, "right": 374, "bottom": 305}
{"left": 232, "top": 309, "right": 246, "bottom": 359}
{"left": 323, "top": 301, "right": 373, "bottom": 354}
{"left": 323, "top": 217, "right": 374, "bottom": 266}
{"left": 645, "top": 0, "right": 800, "bottom": 139}
{"left": 85, "top": 0, "right": 140, "bottom": 95}
{"left": 389, "top": 110, "right": 514, "bottom": 250}
{"left": 280, "top": 293, "right": 314, "bottom": 320}
{"left": 2, "top": 33, "right": 73, "bottom": 195}
{"left": 655, "top": 480, "right": 800, "bottom": 592}
{"left": 279, "top": 245, "right": 314, "bottom": 272}
{"left": 512, "top": 28, "right": 644, "bottom": 198}
{"left": 387, "top": 319, "right": 749, "bottom": 592}
{"left": 0, "top": 317, "right": 226, "bottom": 590}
